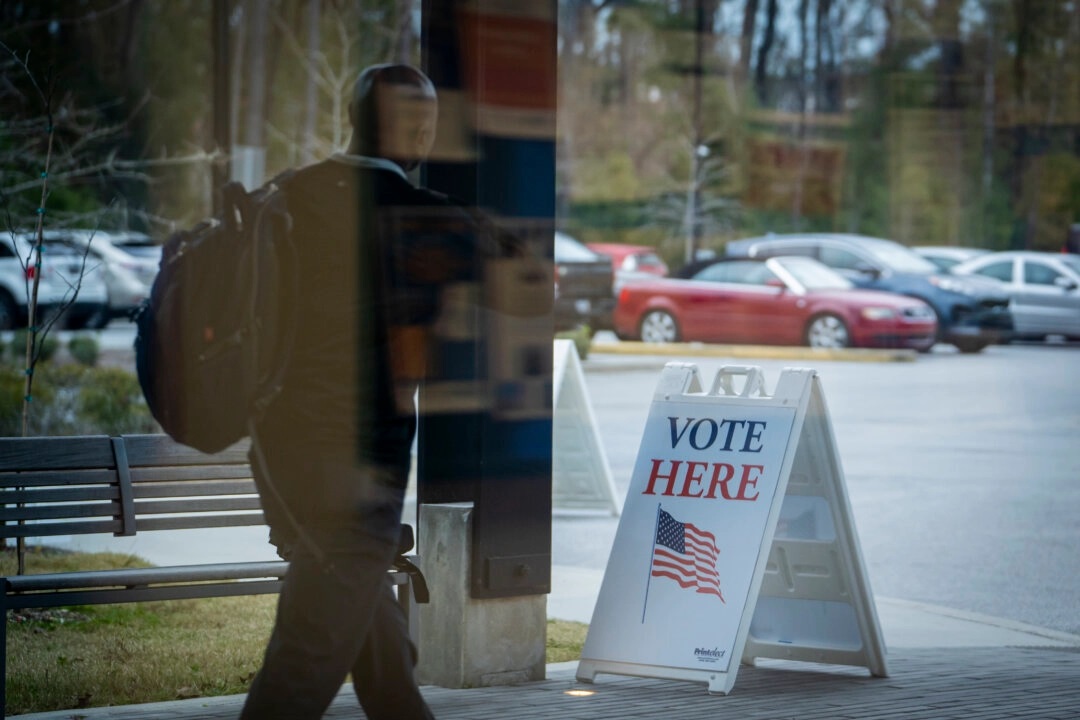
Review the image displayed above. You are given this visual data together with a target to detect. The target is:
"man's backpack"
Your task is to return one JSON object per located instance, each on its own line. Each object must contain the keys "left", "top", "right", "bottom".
{"left": 135, "top": 174, "right": 298, "bottom": 454}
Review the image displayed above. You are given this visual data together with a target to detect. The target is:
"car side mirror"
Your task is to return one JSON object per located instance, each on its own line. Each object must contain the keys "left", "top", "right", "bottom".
{"left": 1053, "top": 276, "right": 1078, "bottom": 292}
{"left": 764, "top": 277, "right": 786, "bottom": 290}
{"left": 854, "top": 263, "right": 881, "bottom": 279}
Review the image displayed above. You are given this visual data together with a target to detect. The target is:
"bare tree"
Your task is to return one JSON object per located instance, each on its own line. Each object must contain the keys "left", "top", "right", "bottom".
{"left": 300, "top": 0, "right": 321, "bottom": 165}
{"left": 738, "top": 0, "right": 760, "bottom": 89}
{"left": 0, "top": 46, "right": 99, "bottom": 434}
{"left": 754, "top": 0, "right": 779, "bottom": 105}
{"left": 266, "top": 0, "right": 417, "bottom": 163}
{"left": 1, "top": 39, "right": 218, "bottom": 566}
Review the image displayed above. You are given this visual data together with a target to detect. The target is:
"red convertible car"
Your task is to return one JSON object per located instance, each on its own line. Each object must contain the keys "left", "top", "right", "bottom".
{"left": 614, "top": 256, "right": 938, "bottom": 350}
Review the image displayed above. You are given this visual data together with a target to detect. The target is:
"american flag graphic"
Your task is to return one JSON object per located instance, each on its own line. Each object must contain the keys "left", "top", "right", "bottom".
{"left": 651, "top": 508, "right": 724, "bottom": 602}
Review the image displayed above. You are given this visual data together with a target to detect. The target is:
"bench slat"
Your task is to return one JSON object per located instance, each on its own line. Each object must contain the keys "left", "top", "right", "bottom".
{"left": 5, "top": 561, "right": 290, "bottom": 591}
{"left": 136, "top": 513, "right": 267, "bottom": 532}
{"left": 4, "top": 565, "right": 411, "bottom": 594}
{"left": 2, "top": 519, "right": 122, "bottom": 539}
{"left": 3, "top": 571, "right": 411, "bottom": 611}
{"left": 0, "top": 502, "right": 118, "bottom": 523}
{"left": 133, "top": 497, "right": 264, "bottom": 515}
{"left": 3, "top": 580, "right": 286, "bottom": 611}
{"left": 2, "top": 486, "right": 119, "bottom": 505}
{"left": 0, "top": 436, "right": 115, "bottom": 471}
{"left": 131, "top": 466, "right": 253, "bottom": 483}
{"left": 132, "top": 480, "right": 258, "bottom": 499}
{"left": 0, "top": 468, "right": 116, "bottom": 488}
{"left": 121, "top": 435, "right": 251, "bottom": 466}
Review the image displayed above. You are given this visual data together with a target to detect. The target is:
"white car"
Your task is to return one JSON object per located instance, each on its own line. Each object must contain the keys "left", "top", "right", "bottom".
{"left": 1, "top": 232, "right": 110, "bottom": 330}
{"left": 41, "top": 230, "right": 160, "bottom": 322}
{"left": 951, "top": 250, "right": 1080, "bottom": 341}
{"left": 912, "top": 246, "right": 989, "bottom": 273}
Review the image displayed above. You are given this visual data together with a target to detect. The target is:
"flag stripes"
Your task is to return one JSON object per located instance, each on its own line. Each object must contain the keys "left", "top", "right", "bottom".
{"left": 651, "top": 509, "right": 725, "bottom": 602}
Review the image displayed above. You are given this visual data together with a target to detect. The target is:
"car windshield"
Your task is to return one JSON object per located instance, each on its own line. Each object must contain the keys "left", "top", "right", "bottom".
{"left": 555, "top": 234, "right": 599, "bottom": 262}
{"left": 774, "top": 256, "right": 852, "bottom": 290}
{"left": 629, "top": 252, "right": 665, "bottom": 270}
{"left": 113, "top": 241, "right": 160, "bottom": 258}
{"left": 1059, "top": 254, "right": 1080, "bottom": 276}
{"left": 862, "top": 240, "right": 939, "bottom": 274}
{"left": 42, "top": 242, "right": 83, "bottom": 258}
{"left": 13, "top": 235, "right": 80, "bottom": 258}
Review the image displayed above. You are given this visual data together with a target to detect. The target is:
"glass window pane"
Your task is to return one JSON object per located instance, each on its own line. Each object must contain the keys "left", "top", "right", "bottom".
{"left": 976, "top": 261, "right": 1013, "bottom": 282}
{"left": 1023, "top": 262, "right": 1061, "bottom": 285}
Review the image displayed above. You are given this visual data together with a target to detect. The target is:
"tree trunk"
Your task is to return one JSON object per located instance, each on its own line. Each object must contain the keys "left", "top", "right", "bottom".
{"left": 301, "top": 0, "right": 320, "bottom": 165}
{"left": 981, "top": 3, "right": 997, "bottom": 217}
{"left": 244, "top": 0, "right": 268, "bottom": 148}
{"left": 755, "top": 0, "right": 778, "bottom": 106}
{"left": 738, "top": 0, "right": 759, "bottom": 89}
{"left": 1009, "top": 0, "right": 1033, "bottom": 248}
{"left": 396, "top": 0, "right": 416, "bottom": 64}
{"left": 238, "top": 0, "right": 269, "bottom": 187}
{"left": 933, "top": 0, "right": 964, "bottom": 109}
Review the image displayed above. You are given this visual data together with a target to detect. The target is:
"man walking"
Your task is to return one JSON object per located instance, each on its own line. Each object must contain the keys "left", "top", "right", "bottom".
{"left": 241, "top": 63, "right": 483, "bottom": 720}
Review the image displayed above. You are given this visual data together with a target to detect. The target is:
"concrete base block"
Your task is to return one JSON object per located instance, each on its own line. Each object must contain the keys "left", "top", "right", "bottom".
{"left": 416, "top": 503, "right": 547, "bottom": 688}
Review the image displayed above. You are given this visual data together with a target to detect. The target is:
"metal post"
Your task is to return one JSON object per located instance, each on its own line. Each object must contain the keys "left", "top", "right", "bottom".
{"left": 419, "top": 0, "right": 554, "bottom": 600}
{"left": 211, "top": 0, "right": 231, "bottom": 215}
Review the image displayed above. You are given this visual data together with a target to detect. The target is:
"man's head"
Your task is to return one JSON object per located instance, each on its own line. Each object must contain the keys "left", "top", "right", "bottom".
{"left": 348, "top": 64, "right": 438, "bottom": 171}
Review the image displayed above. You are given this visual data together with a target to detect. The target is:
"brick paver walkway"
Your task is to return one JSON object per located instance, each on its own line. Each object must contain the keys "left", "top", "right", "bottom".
{"left": 15, "top": 646, "right": 1080, "bottom": 719}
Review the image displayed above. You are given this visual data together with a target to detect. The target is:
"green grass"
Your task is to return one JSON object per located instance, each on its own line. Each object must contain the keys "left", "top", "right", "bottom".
{"left": 3, "top": 547, "right": 588, "bottom": 715}
{"left": 545, "top": 618, "right": 590, "bottom": 663}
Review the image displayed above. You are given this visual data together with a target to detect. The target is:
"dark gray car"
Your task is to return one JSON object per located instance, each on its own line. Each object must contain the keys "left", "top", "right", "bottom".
{"left": 554, "top": 232, "right": 615, "bottom": 333}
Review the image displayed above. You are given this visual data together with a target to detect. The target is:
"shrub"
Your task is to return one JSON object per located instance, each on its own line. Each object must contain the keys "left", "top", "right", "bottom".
{"left": 7, "top": 329, "right": 59, "bottom": 364}
{"left": 0, "top": 365, "right": 57, "bottom": 436}
{"left": 76, "top": 367, "right": 156, "bottom": 436}
{"left": 33, "top": 363, "right": 87, "bottom": 435}
{"left": 1, "top": 365, "right": 158, "bottom": 437}
{"left": 0, "top": 367, "right": 27, "bottom": 435}
{"left": 67, "top": 334, "right": 100, "bottom": 367}
{"left": 556, "top": 325, "right": 592, "bottom": 360}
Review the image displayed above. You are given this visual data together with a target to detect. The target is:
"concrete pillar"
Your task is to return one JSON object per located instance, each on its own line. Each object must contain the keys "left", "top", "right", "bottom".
{"left": 417, "top": 503, "right": 547, "bottom": 688}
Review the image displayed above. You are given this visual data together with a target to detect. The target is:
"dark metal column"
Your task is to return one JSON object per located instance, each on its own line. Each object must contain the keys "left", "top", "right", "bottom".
{"left": 419, "top": 0, "right": 556, "bottom": 599}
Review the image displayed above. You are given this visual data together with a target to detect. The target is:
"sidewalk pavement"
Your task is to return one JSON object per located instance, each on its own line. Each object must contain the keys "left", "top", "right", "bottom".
{"left": 14, "top": 563, "right": 1080, "bottom": 719}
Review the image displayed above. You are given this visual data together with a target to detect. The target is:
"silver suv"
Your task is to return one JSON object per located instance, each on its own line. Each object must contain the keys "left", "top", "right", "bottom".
{"left": 0, "top": 232, "right": 110, "bottom": 330}
{"left": 40, "top": 230, "right": 160, "bottom": 322}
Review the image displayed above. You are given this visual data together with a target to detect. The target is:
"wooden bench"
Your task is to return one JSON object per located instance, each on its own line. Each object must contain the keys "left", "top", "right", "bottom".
{"left": 0, "top": 433, "right": 426, "bottom": 716}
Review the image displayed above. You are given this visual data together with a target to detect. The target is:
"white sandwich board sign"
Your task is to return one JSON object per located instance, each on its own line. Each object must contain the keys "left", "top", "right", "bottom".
{"left": 576, "top": 363, "right": 888, "bottom": 695}
{"left": 552, "top": 339, "right": 621, "bottom": 516}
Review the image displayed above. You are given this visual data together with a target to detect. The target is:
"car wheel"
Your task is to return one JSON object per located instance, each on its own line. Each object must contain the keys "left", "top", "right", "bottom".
{"left": 912, "top": 298, "right": 947, "bottom": 344}
{"left": 805, "top": 313, "right": 851, "bottom": 348}
{"left": 639, "top": 310, "right": 679, "bottom": 343}
{"left": 0, "top": 291, "right": 17, "bottom": 331}
{"left": 54, "top": 306, "right": 83, "bottom": 330}
{"left": 84, "top": 306, "right": 111, "bottom": 330}
{"left": 953, "top": 338, "right": 988, "bottom": 353}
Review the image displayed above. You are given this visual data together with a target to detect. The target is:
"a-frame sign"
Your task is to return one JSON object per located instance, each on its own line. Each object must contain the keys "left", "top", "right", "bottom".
{"left": 552, "top": 339, "right": 621, "bottom": 516}
{"left": 576, "top": 363, "right": 888, "bottom": 694}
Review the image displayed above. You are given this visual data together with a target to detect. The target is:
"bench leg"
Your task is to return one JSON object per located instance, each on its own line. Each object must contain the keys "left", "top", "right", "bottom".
{"left": 2, "top": 607, "right": 8, "bottom": 718}
{"left": 401, "top": 577, "right": 420, "bottom": 650}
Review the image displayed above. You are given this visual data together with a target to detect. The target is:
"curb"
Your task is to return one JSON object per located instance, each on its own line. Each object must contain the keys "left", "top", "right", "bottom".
{"left": 878, "top": 597, "right": 1080, "bottom": 646}
{"left": 590, "top": 341, "right": 918, "bottom": 363}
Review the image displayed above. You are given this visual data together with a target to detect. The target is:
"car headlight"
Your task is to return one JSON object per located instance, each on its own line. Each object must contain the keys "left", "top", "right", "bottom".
{"left": 928, "top": 275, "right": 970, "bottom": 294}
{"left": 860, "top": 307, "right": 896, "bottom": 321}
